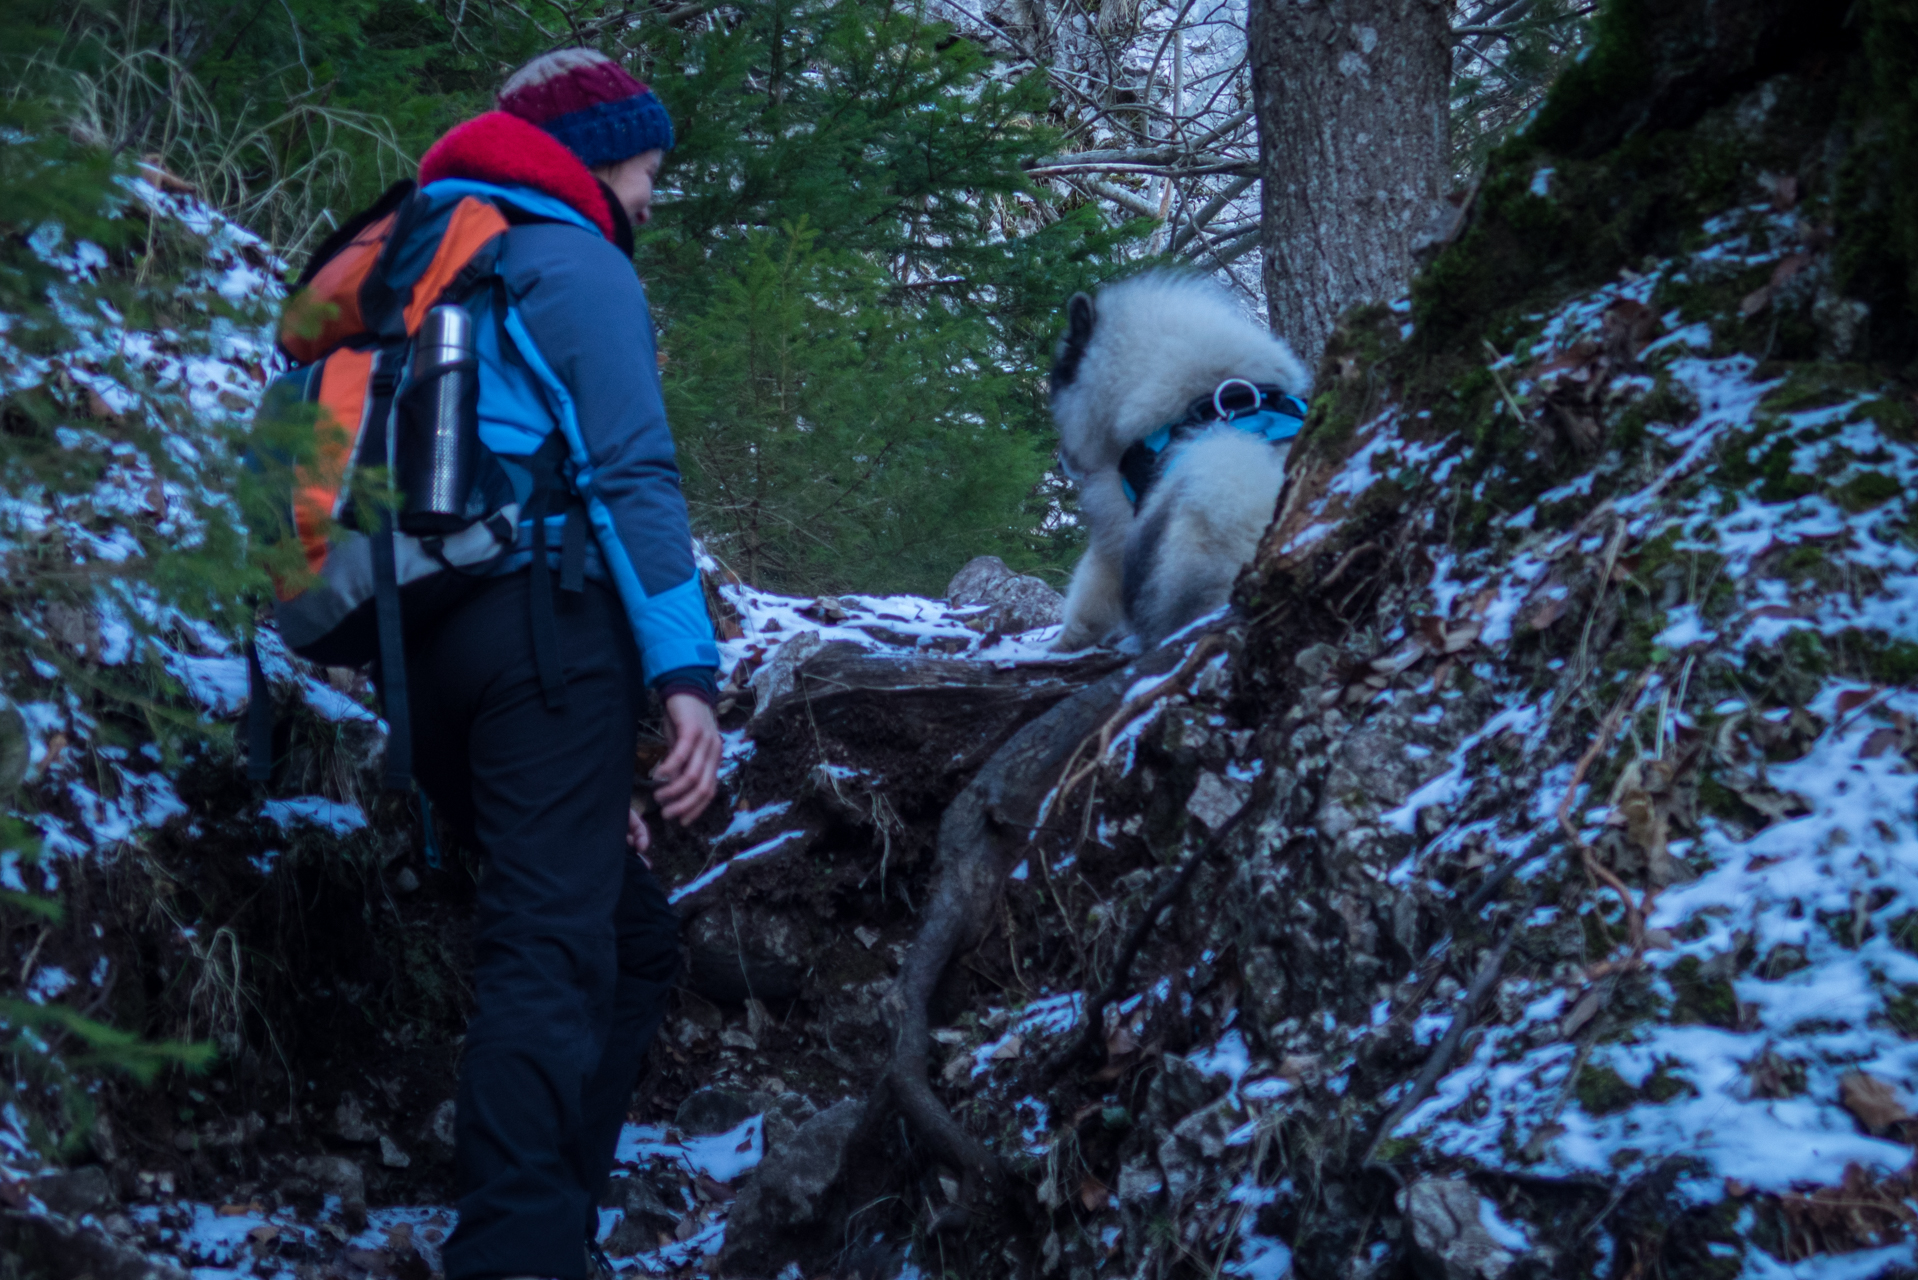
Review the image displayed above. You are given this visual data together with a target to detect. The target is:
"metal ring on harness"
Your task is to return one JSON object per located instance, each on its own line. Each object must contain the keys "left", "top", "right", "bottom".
{"left": 1212, "top": 378, "right": 1262, "bottom": 422}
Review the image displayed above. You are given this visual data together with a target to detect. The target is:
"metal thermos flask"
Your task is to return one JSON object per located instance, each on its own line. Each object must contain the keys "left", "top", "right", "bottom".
{"left": 394, "top": 305, "right": 478, "bottom": 534}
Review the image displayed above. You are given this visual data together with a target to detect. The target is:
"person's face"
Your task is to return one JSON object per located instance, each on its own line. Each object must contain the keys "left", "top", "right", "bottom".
{"left": 595, "top": 148, "right": 664, "bottom": 226}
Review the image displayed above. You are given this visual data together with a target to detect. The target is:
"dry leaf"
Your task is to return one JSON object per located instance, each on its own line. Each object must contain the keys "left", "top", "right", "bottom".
{"left": 1759, "top": 172, "right": 1800, "bottom": 210}
{"left": 1836, "top": 688, "right": 1879, "bottom": 717}
{"left": 1441, "top": 620, "right": 1483, "bottom": 653}
{"left": 1526, "top": 592, "right": 1569, "bottom": 631}
{"left": 1078, "top": 1176, "right": 1110, "bottom": 1211}
{"left": 1519, "top": 1120, "right": 1565, "bottom": 1163}
{"left": 695, "top": 1173, "right": 737, "bottom": 1204}
{"left": 1277, "top": 1054, "right": 1319, "bottom": 1082}
{"left": 990, "top": 1034, "right": 1024, "bottom": 1062}
{"left": 1740, "top": 253, "right": 1812, "bottom": 317}
{"left": 1860, "top": 727, "right": 1901, "bottom": 758}
{"left": 1839, "top": 1071, "right": 1910, "bottom": 1135}
{"left": 1559, "top": 988, "right": 1603, "bottom": 1038}
{"left": 854, "top": 925, "right": 881, "bottom": 949}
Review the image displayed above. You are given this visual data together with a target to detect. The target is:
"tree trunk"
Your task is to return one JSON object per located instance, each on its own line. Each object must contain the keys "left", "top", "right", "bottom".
{"left": 1249, "top": 0, "right": 1453, "bottom": 369}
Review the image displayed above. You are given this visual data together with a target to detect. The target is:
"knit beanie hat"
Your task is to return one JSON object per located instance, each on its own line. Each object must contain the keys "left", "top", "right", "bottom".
{"left": 497, "top": 48, "right": 674, "bottom": 169}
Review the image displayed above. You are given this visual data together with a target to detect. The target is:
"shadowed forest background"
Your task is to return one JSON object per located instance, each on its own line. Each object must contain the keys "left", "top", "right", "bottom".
{"left": 1, "top": 0, "right": 1589, "bottom": 599}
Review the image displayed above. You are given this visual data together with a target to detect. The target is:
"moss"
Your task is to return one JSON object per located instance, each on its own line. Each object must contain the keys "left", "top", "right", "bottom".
{"left": 1761, "top": 365, "right": 1885, "bottom": 413}
{"left": 1575, "top": 1063, "right": 1637, "bottom": 1116}
{"left": 1852, "top": 632, "right": 1918, "bottom": 685}
{"left": 1668, "top": 955, "right": 1740, "bottom": 1028}
{"left": 1885, "top": 985, "right": 1918, "bottom": 1036}
{"left": 1301, "top": 304, "right": 1402, "bottom": 450}
{"left": 1834, "top": 470, "right": 1902, "bottom": 511}
{"left": 1888, "top": 912, "right": 1918, "bottom": 956}
{"left": 1371, "top": 1135, "right": 1417, "bottom": 1163}
{"left": 1642, "top": 1058, "right": 1700, "bottom": 1104}
{"left": 1858, "top": 393, "right": 1917, "bottom": 439}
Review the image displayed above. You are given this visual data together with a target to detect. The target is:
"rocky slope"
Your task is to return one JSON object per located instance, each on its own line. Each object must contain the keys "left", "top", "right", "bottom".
{"left": 7, "top": 1, "right": 1918, "bottom": 1277}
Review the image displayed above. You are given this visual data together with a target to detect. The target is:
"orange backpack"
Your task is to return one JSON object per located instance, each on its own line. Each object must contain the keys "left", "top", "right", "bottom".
{"left": 250, "top": 180, "right": 575, "bottom": 790}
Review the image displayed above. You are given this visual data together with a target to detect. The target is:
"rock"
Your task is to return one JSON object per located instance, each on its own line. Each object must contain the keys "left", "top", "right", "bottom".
{"left": 675, "top": 1087, "right": 758, "bottom": 1137}
{"left": 761, "top": 1091, "right": 821, "bottom": 1154}
{"left": 1144, "top": 1056, "right": 1219, "bottom": 1135}
{"left": 332, "top": 1093, "right": 380, "bottom": 1144}
{"left": 0, "top": 1208, "right": 186, "bottom": 1280}
{"left": 600, "top": 1173, "right": 681, "bottom": 1254}
{"left": 1155, "top": 1096, "right": 1249, "bottom": 1207}
{"left": 32, "top": 1164, "right": 115, "bottom": 1218}
{"left": 685, "top": 909, "right": 810, "bottom": 1005}
{"left": 423, "top": 1100, "right": 456, "bottom": 1150}
{"left": 378, "top": 1135, "right": 411, "bottom": 1168}
{"left": 749, "top": 630, "right": 826, "bottom": 720}
{"left": 1399, "top": 1178, "right": 1514, "bottom": 1280}
{"left": 718, "top": 1099, "right": 865, "bottom": 1275}
{"left": 293, "top": 1155, "right": 366, "bottom": 1229}
{"left": 945, "top": 555, "right": 1065, "bottom": 635}
{"left": 1185, "top": 771, "right": 1248, "bottom": 831}
{"left": 820, "top": 979, "right": 892, "bottom": 1043}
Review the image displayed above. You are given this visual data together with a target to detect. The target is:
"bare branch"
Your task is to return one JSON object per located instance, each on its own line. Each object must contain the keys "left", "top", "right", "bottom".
{"left": 1168, "top": 173, "right": 1256, "bottom": 252}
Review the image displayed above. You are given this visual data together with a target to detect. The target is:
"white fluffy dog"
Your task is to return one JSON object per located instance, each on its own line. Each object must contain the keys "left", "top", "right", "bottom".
{"left": 1048, "top": 273, "right": 1311, "bottom": 651}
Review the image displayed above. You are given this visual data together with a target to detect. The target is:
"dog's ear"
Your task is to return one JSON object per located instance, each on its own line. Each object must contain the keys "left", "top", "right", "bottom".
{"left": 1066, "top": 292, "right": 1096, "bottom": 346}
{"left": 1050, "top": 291, "right": 1099, "bottom": 395}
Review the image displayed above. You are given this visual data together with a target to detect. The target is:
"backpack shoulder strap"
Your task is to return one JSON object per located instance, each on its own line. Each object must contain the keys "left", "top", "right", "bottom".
{"left": 361, "top": 192, "right": 512, "bottom": 342}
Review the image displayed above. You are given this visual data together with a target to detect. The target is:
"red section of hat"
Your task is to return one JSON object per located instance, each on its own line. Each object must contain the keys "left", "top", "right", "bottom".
{"left": 499, "top": 58, "right": 649, "bottom": 125}
{"left": 418, "top": 111, "right": 616, "bottom": 242}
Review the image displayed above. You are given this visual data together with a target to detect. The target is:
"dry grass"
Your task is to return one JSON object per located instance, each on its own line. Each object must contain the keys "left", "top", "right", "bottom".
{"left": 10, "top": 13, "right": 409, "bottom": 261}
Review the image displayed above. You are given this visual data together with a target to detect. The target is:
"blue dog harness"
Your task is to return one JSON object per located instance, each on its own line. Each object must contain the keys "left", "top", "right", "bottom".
{"left": 1118, "top": 379, "right": 1308, "bottom": 509}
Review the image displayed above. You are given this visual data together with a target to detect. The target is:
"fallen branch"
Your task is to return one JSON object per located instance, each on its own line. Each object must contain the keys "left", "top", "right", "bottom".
{"left": 1362, "top": 890, "right": 1537, "bottom": 1166}
{"left": 1556, "top": 670, "right": 1653, "bottom": 958}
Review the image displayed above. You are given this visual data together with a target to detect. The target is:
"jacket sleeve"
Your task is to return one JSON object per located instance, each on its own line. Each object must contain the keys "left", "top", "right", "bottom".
{"left": 500, "top": 224, "right": 719, "bottom": 685}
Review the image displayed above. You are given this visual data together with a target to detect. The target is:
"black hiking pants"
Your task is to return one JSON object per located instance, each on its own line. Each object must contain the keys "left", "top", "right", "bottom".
{"left": 398, "top": 571, "right": 680, "bottom": 1280}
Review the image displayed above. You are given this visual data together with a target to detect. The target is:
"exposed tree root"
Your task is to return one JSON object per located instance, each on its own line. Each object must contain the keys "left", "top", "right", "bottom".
{"left": 878, "top": 632, "right": 1215, "bottom": 1225}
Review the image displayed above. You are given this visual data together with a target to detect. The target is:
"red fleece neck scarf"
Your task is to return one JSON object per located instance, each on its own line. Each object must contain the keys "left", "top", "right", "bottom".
{"left": 417, "top": 111, "right": 616, "bottom": 242}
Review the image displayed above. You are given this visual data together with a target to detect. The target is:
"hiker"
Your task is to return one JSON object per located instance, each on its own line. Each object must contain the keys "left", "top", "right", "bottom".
{"left": 264, "top": 44, "right": 716, "bottom": 1276}
{"left": 383, "top": 50, "right": 719, "bottom": 1280}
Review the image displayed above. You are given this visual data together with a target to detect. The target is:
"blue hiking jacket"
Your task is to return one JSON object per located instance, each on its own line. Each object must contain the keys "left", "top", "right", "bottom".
{"left": 417, "top": 178, "right": 719, "bottom": 696}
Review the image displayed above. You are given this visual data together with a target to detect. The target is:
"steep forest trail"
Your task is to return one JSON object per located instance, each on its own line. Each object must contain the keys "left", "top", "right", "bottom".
{"left": 10, "top": 1, "right": 1918, "bottom": 1278}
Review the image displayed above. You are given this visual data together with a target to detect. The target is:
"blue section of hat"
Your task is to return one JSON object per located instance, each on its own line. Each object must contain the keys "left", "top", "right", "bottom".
{"left": 541, "top": 94, "right": 675, "bottom": 168}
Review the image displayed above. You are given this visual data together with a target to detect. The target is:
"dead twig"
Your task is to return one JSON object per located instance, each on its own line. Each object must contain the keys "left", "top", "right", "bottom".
{"left": 1556, "top": 670, "right": 1653, "bottom": 959}
{"left": 1362, "top": 889, "right": 1539, "bottom": 1165}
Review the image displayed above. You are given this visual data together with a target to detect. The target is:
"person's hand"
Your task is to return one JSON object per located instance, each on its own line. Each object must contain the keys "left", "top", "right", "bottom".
{"left": 626, "top": 807, "right": 652, "bottom": 867}
{"left": 653, "top": 693, "right": 721, "bottom": 824}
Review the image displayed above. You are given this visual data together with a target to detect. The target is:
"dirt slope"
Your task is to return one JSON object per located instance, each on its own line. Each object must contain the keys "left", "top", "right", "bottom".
{"left": 7, "top": 1, "right": 1918, "bottom": 1277}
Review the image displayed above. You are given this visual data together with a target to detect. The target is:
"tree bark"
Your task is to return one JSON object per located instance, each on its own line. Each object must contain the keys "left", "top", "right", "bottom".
{"left": 1249, "top": 0, "right": 1453, "bottom": 368}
